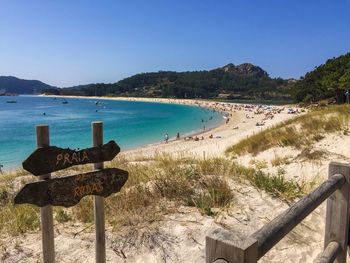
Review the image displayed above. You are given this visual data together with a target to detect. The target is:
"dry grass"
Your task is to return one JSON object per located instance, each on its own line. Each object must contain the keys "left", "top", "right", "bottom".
{"left": 0, "top": 204, "right": 40, "bottom": 235}
{"left": 0, "top": 156, "right": 237, "bottom": 235}
{"left": 0, "top": 171, "right": 40, "bottom": 235}
{"left": 226, "top": 104, "right": 350, "bottom": 156}
{"left": 297, "top": 148, "right": 328, "bottom": 162}
{"left": 271, "top": 155, "right": 292, "bottom": 167}
{"left": 105, "top": 155, "right": 235, "bottom": 228}
{"left": 0, "top": 153, "right": 315, "bottom": 235}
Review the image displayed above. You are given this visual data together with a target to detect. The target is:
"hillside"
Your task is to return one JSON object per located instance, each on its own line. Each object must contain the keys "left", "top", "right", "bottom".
{"left": 0, "top": 76, "right": 56, "bottom": 95}
{"left": 292, "top": 52, "right": 350, "bottom": 103}
{"left": 55, "top": 63, "right": 292, "bottom": 100}
{"left": 4, "top": 54, "right": 350, "bottom": 102}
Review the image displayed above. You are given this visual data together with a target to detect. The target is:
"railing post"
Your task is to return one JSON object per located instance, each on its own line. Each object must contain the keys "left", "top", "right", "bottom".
{"left": 206, "top": 228, "right": 258, "bottom": 263}
{"left": 37, "top": 124, "right": 55, "bottom": 263}
{"left": 92, "top": 121, "right": 106, "bottom": 263}
{"left": 324, "top": 162, "right": 350, "bottom": 263}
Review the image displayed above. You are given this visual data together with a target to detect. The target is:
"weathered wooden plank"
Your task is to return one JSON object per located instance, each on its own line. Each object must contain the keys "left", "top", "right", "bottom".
{"left": 14, "top": 168, "right": 128, "bottom": 207}
{"left": 251, "top": 173, "right": 345, "bottom": 259}
{"left": 22, "top": 140, "right": 120, "bottom": 175}
{"left": 324, "top": 162, "right": 350, "bottom": 263}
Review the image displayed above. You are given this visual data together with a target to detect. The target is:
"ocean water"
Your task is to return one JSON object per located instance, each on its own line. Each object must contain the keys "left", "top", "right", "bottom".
{"left": 0, "top": 96, "right": 223, "bottom": 170}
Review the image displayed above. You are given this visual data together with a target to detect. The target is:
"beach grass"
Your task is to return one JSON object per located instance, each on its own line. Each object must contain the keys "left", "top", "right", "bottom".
{"left": 0, "top": 203, "right": 40, "bottom": 235}
{"left": 0, "top": 154, "right": 314, "bottom": 235}
{"left": 250, "top": 168, "right": 304, "bottom": 200}
{"left": 271, "top": 155, "right": 292, "bottom": 166}
{"left": 226, "top": 104, "right": 350, "bottom": 156}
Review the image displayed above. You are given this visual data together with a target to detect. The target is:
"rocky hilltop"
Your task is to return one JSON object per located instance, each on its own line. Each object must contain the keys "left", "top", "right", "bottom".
{"left": 218, "top": 63, "right": 269, "bottom": 77}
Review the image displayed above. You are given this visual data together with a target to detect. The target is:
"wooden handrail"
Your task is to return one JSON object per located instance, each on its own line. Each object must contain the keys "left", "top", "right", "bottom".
{"left": 206, "top": 162, "right": 350, "bottom": 263}
{"left": 251, "top": 173, "right": 345, "bottom": 259}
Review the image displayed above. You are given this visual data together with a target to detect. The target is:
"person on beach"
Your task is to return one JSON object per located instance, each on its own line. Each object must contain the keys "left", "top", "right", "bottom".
{"left": 176, "top": 132, "right": 180, "bottom": 140}
{"left": 165, "top": 133, "right": 169, "bottom": 143}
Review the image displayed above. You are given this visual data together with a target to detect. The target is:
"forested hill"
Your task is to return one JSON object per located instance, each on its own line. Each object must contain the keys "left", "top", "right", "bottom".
{"left": 5, "top": 54, "right": 350, "bottom": 103}
{"left": 292, "top": 53, "right": 350, "bottom": 103}
{"left": 0, "top": 76, "right": 56, "bottom": 94}
{"left": 54, "top": 63, "right": 292, "bottom": 100}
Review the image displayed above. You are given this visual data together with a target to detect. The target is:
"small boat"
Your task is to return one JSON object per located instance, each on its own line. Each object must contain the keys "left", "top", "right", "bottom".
{"left": 6, "top": 100, "right": 17, "bottom": 103}
{"left": 62, "top": 101, "right": 68, "bottom": 104}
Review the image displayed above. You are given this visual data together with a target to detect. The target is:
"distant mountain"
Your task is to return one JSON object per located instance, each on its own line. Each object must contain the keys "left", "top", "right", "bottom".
{"left": 0, "top": 76, "right": 56, "bottom": 94}
{"left": 58, "top": 63, "right": 291, "bottom": 100}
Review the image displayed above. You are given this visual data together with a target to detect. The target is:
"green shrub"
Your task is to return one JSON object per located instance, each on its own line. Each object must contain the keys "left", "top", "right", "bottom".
{"left": 55, "top": 208, "right": 72, "bottom": 223}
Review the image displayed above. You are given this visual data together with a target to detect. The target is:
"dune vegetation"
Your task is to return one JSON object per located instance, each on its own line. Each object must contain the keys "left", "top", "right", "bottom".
{"left": 0, "top": 153, "right": 311, "bottom": 236}
{"left": 226, "top": 104, "right": 350, "bottom": 157}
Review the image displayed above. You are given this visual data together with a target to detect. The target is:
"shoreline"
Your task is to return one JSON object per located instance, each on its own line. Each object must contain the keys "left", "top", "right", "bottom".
{"left": 0, "top": 95, "right": 299, "bottom": 173}
{"left": 3, "top": 95, "right": 227, "bottom": 172}
{"left": 41, "top": 95, "right": 298, "bottom": 160}
{"left": 39, "top": 95, "right": 234, "bottom": 159}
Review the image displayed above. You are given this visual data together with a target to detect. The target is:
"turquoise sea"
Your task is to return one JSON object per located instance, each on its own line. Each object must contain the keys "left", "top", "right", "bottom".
{"left": 0, "top": 96, "right": 223, "bottom": 170}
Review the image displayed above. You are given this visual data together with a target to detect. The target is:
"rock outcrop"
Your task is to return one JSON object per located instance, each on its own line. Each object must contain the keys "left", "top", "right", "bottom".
{"left": 218, "top": 63, "right": 269, "bottom": 77}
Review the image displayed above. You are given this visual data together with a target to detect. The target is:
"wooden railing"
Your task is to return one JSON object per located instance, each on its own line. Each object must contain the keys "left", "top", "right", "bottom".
{"left": 206, "top": 162, "right": 350, "bottom": 263}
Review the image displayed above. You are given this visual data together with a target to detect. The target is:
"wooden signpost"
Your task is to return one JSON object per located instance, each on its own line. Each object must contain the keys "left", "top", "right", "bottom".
{"left": 14, "top": 122, "right": 128, "bottom": 263}
{"left": 22, "top": 140, "right": 120, "bottom": 176}
{"left": 14, "top": 168, "right": 128, "bottom": 207}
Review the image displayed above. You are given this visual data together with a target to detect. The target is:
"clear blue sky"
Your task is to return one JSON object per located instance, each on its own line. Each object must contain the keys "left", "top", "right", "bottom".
{"left": 1, "top": 0, "right": 349, "bottom": 87}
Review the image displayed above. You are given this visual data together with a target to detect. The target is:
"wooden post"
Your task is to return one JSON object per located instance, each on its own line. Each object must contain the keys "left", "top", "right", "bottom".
{"left": 318, "top": 241, "right": 341, "bottom": 263}
{"left": 37, "top": 125, "right": 55, "bottom": 263}
{"left": 206, "top": 228, "right": 258, "bottom": 263}
{"left": 92, "top": 121, "right": 106, "bottom": 263}
{"left": 324, "top": 162, "right": 350, "bottom": 263}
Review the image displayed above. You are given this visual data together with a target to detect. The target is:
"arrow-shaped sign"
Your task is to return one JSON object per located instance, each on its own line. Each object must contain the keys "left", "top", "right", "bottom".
{"left": 14, "top": 168, "right": 128, "bottom": 207}
{"left": 22, "top": 140, "right": 120, "bottom": 175}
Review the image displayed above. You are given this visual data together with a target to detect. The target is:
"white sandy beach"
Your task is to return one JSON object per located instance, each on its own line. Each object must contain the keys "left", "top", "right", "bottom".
{"left": 42, "top": 95, "right": 298, "bottom": 159}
